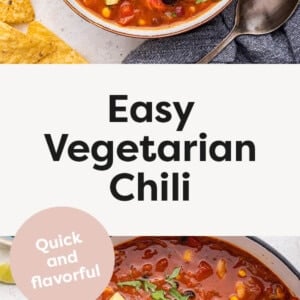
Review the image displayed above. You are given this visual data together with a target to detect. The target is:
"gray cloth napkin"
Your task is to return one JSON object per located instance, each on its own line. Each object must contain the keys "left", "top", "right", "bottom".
{"left": 123, "top": 1, "right": 300, "bottom": 63}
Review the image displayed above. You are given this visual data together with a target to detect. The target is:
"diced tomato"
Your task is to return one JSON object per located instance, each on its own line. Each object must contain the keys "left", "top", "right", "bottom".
{"left": 146, "top": 0, "right": 167, "bottom": 11}
{"left": 119, "top": 1, "right": 134, "bottom": 17}
{"left": 155, "top": 258, "right": 169, "bottom": 272}
{"left": 130, "top": 266, "right": 142, "bottom": 278}
{"left": 245, "top": 277, "right": 264, "bottom": 299}
{"left": 195, "top": 261, "right": 213, "bottom": 281}
{"left": 117, "top": 1, "right": 135, "bottom": 25}
{"left": 186, "top": 237, "right": 201, "bottom": 248}
{"left": 142, "top": 263, "right": 153, "bottom": 274}
{"left": 175, "top": 6, "right": 185, "bottom": 17}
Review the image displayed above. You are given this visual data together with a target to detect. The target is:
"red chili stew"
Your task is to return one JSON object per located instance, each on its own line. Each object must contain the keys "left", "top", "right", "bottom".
{"left": 98, "top": 237, "right": 299, "bottom": 300}
{"left": 78, "top": 0, "right": 220, "bottom": 27}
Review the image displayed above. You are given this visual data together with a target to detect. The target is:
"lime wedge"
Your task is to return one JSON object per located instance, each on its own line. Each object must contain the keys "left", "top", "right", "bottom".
{"left": 0, "top": 263, "right": 15, "bottom": 284}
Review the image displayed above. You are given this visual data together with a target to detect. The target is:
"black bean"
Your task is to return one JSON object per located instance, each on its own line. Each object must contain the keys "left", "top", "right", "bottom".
{"left": 180, "top": 236, "right": 188, "bottom": 243}
{"left": 162, "top": 0, "right": 177, "bottom": 5}
{"left": 183, "top": 290, "right": 196, "bottom": 298}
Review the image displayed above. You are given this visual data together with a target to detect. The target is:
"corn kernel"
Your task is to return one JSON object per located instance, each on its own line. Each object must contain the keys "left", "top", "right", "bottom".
{"left": 102, "top": 7, "right": 111, "bottom": 18}
{"left": 138, "top": 19, "right": 146, "bottom": 26}
{"left": 238, "top": 269, "right": 247, "bottom": 278}
{"left": 229, "top": 295, "right": 239, "bottom": 300}
{"left": 216, "top": 258, "right": 227, "bottom": 279}
{"left": 235, "top": 281, "right": 246, "bottom": 299}
{"left": 183, "top": 249, "right": 193, "bottom": 262}
{"left": 189, "top": 6, "right": 196, "bottom": 14}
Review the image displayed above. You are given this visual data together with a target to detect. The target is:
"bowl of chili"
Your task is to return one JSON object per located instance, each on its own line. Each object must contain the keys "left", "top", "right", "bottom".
{"left": 64, "top": 0, "right": 232, "bottom": 38}
{"left": 98, "top": 236, "right": 300, "bottom": 300}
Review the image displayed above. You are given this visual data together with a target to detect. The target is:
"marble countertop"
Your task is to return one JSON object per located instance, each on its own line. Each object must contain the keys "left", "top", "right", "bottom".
{"left": 0, "top": 236, "right": 299, "bottom": 299}
{"left": 30, "top": 0, "right": 144, "bottom": 63}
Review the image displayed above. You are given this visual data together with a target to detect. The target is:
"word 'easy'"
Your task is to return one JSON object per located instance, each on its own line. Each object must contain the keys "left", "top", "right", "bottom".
{"left": 110, "top": 94, "right": 195, "bottom": 131}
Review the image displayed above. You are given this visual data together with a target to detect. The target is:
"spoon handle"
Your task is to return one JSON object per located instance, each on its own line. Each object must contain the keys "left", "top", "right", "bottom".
{"left": 197, "top": 29, "right": 240, "bottom": 64}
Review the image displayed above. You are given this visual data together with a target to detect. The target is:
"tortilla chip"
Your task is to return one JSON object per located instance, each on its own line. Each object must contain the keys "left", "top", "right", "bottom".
{"left": 0, "top": 0, "right": 34, "bottom": 24}
{"left": 27, "top": 21, "right": 88, "bottom": 64}
{"left": 0, "top": 21, "right": 54, "bottom": 63}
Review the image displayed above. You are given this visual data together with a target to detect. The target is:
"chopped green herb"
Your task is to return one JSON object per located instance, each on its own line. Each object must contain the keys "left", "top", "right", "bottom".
{"left": 143, "top": 280, "right": 157, "bottom": 293}
{"left": 167, "top": 267, "right": 181, "bottom": 280}
{"left": 166, "top": 267, "right": 181, "bottom": 288}
{"left": 118, "top": 279, "right": 157, "bottom": 293}
{"left": 117, "top": 267, "right": 185, "bottom": 300}
{"left": 169, "top": 288, "right": 191, "bottom": 300}
{"left": 195, "top": 0, "right": 208, "bottom": 4}
{"left": 117, "top": 280, "right": 142, "bottom": 289}
{"left": 166, "top": 278, "right": 177, "bottom": 288}
{"left": 151, "top": 290, "right": 169, "bottom": 300}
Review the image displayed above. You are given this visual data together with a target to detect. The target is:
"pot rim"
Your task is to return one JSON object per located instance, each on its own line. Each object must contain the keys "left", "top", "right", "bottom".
{"left": 111, "top": 236, "right": 300, "bottom": 281}
{"left": 247, "top": 236, "right": 300, "bottom": 280}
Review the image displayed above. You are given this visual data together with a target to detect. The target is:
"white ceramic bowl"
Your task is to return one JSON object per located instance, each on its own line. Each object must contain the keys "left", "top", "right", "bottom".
{"left": 111, "top": 236, "right": 300, "bottom": 298}
{"left": 64, "top": 0, "right": 232, "bottom": 38}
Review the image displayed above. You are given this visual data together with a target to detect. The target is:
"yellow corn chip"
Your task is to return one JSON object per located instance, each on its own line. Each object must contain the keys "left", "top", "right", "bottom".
{"left": 0, "top": 21, "right": 54, "bottom": 63}
{"left": 0, "top": 0, "right": 34, "bottom": 24}
{"left": 27, "top": 21, "right": 88, "bottom": 64}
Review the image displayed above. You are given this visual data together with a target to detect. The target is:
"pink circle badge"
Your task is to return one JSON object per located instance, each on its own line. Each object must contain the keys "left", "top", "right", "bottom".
{"left": 10, "top": 207, "right": 114, "bottom": 300}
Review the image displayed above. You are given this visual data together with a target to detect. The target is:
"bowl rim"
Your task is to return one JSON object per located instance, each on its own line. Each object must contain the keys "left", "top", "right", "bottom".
{"left": 64, "top": 0, "right": 233, "bottom": 39}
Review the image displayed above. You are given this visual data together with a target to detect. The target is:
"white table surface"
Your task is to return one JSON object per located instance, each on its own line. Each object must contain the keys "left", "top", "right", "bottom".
{"left": 28, "top": 0, "right": 144, "bottom": 63}
{"left": 0, "top": 237, "right": 299, "bottom": 299}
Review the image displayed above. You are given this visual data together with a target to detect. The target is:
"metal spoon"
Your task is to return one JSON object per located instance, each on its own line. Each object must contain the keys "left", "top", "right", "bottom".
{"left": 197, "top": 0, "right": 299, "bottom": 63}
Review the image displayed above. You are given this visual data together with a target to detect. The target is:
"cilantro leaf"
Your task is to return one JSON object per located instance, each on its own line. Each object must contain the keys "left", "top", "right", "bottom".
{"left": 117, "top": 280, "right": 142, "bottom": 289}
{"left": 143, "top": 280, "right": 157, "bottom": 293}
{"left": 167, "top": 267, "right": 181, "bottom": 280}
{"left": 152, "top": 290, "right": 169, "bottom": 300}
{"left": 166, "top": 278, "right": 178, "bottom": 288}
{"left": 169, "top": 288, "right": 191, "bottom": 300}
{"left": 166, "top": 267, "right": 181, "bottom": 288}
